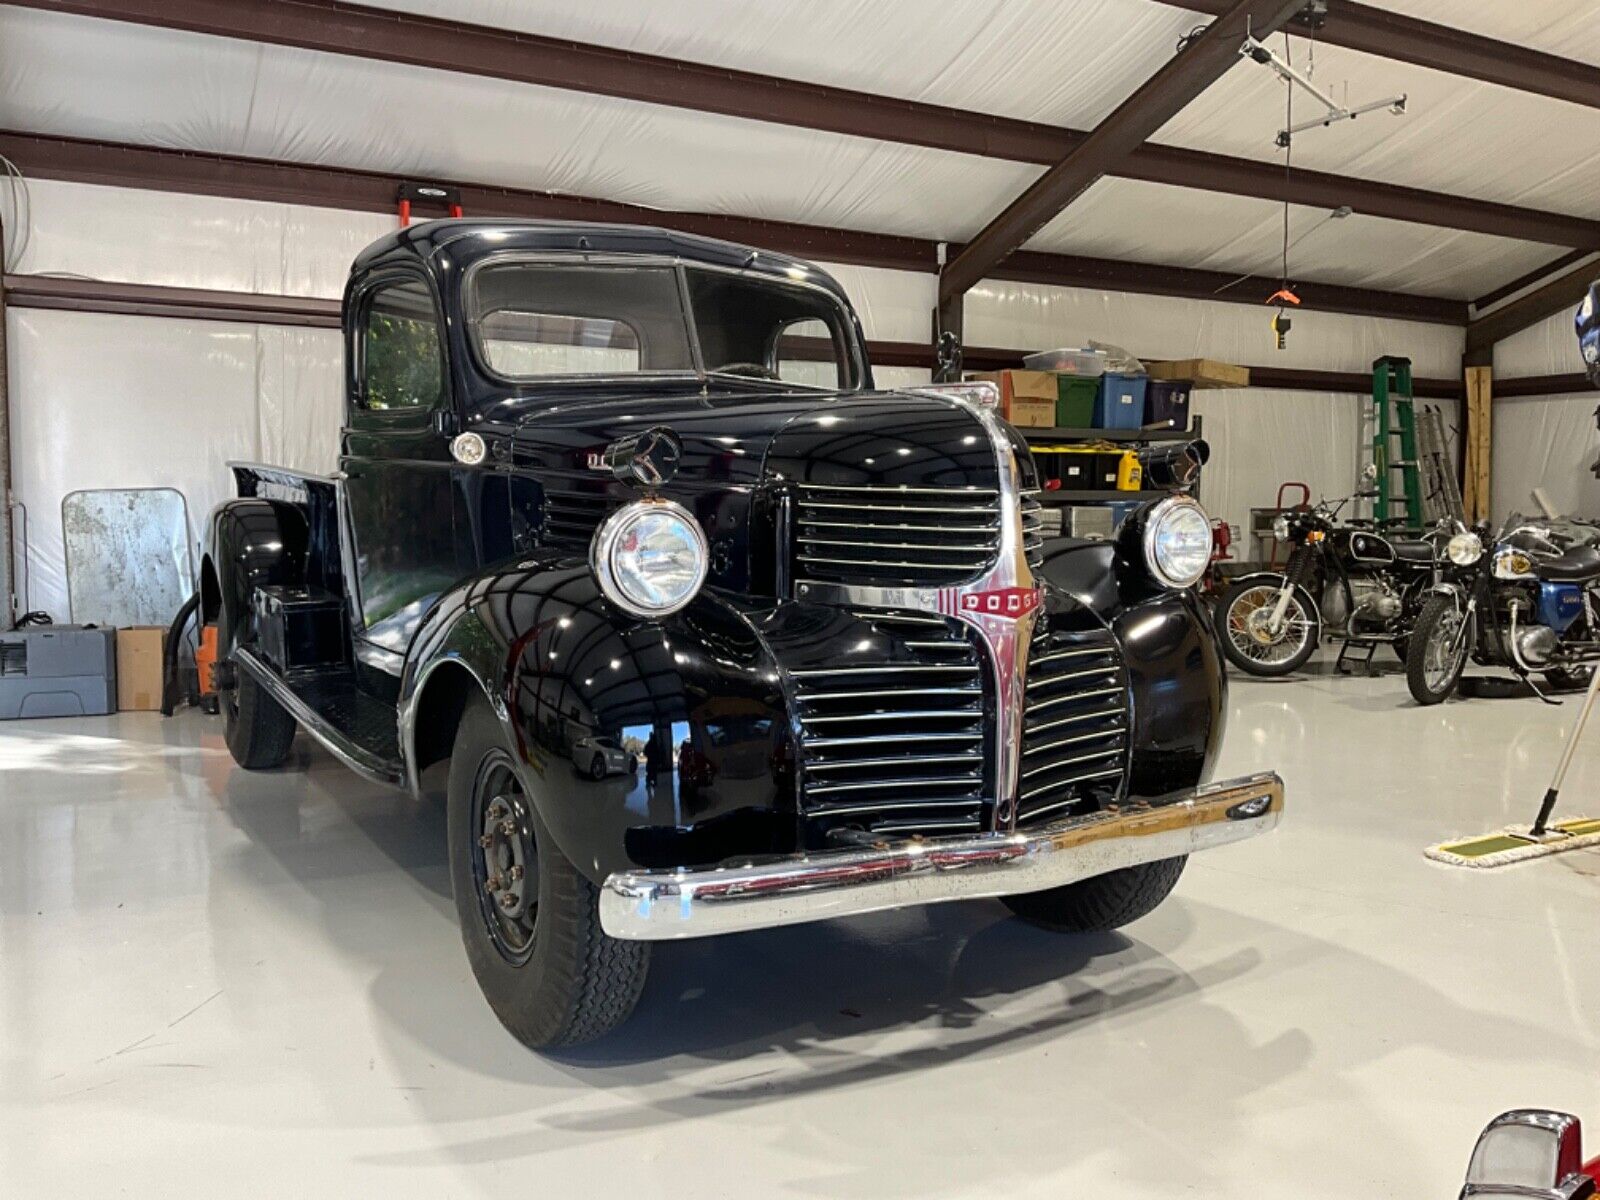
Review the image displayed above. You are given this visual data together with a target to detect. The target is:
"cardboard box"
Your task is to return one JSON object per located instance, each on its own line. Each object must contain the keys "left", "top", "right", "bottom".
{"left": 1145, "top": 358, "right": 1250, "bottom": 389}
{"left": 967, "top": 370, "right": 1059, "bottom": 428}
{"left": 116, "top": 626, "right": 166, "bottom": 712}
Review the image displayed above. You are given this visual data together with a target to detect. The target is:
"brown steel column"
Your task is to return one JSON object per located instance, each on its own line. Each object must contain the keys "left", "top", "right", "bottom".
{"left": 1462, "top": 364, "right": 1493, "bottom": 523}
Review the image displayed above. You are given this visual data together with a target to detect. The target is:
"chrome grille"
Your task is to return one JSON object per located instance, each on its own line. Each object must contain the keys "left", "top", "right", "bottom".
{"left": 1022, "top": 490, "right": 1045, "bottom": 570}
{"left": 1017, "top": 623, "right": 1129, "bottom": 826}
{"left": 794, "top": 483, "right": 1001, "bottom": 586}
{"left": 793, "top": 611, "right": 989, "bottom": 836}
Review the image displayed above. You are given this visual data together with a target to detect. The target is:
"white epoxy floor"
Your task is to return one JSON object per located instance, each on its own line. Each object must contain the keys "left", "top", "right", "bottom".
{"left": 4, "top": 658, "right": 1600, "bottom": 1196}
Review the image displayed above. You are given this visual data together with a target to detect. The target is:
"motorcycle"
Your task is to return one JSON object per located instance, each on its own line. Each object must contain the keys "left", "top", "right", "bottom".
{"left": 1407, "top": 513, "right": 1600, "bottom": 705}
{"left": 1219, "top": 467, "right": 1446, "bottom": 677}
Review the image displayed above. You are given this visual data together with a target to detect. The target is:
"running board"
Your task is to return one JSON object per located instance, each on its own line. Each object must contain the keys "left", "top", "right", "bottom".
{"left": 233, "top": 648, "right": 406, "bottom": 788}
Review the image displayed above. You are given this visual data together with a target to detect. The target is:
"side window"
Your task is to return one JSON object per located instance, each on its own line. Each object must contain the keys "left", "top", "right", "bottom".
{"left": 774, "top": 317, "right": 842, "bottom": 388}
{"left": 361, "top": 278, "right": 444, "bottom": 411}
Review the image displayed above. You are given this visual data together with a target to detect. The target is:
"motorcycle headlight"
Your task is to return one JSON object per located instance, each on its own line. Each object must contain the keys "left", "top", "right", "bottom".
{"left": 1492, "top": 548, "right": 1535, "bottom": 580}
{"left": 1143, "top": 496, "right": 1212, "bottom": 590}
{"left": 1446, "top": 531, "right": 1483, "bottom": 566}
{"left": 1272, "top": 515, "right": 1290, "bottom": 541}
{"left": 592, "top": 498, "right": 708, "bottom": 618}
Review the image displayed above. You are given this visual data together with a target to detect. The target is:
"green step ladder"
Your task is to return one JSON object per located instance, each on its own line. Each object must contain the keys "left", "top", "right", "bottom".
{"left": 1372, "top": 356, "right": 1423, "bottom": 535}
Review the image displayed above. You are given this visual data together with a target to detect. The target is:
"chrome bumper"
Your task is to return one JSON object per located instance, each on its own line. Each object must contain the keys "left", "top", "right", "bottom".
{"left": 599, "top": 772, "right": 1284, "bottom": 941}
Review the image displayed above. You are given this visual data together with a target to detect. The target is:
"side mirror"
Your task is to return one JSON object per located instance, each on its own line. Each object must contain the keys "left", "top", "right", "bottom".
{"left": 1462, "top": 1111, "right": 1597, "bottom": 1200}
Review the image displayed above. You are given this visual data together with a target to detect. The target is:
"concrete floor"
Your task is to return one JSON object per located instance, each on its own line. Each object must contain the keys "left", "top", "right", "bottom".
{"left": 4, "top": 659, "right": 1600, "bottom": 1196}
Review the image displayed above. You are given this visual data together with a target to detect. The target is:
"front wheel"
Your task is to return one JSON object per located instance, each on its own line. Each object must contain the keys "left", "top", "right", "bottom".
{"left": 1218, "top": 579, "right": 1319, "bottom": 676}
{"left": 1002, "top": 858, "right": 1187, "bottom": 932}
{"left": 1406, "top": 595, "right": 1470, "bottom": 705}
{"left": 447, "top": 700, "right": 649, "bottom": 1049}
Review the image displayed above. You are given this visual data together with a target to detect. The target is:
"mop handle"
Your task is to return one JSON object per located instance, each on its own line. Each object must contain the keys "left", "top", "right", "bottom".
{"left": 1533, "top": 661, "right": 1600, "bottom": 835}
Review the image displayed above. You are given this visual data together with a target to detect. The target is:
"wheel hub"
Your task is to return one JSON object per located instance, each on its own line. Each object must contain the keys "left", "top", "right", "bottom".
{"left": 479, "top": 792, "right": 534, "bottom": 922}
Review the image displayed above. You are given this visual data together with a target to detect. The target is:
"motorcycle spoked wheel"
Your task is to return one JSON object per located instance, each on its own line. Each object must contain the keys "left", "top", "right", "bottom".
{"left": 1406, "top": 595, "right": 1471, "bottom": 705}
{"left": 1218, "top": 580, "right": 1319, "bottom": 676}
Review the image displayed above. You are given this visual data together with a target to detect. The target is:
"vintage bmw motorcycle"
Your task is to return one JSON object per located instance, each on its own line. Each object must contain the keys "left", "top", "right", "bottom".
{"left": 1219, "top": 470, "right": 1445, "bottom": 677}
{"left": 1406, "top": 514, "right": 1600, "bottom": 704}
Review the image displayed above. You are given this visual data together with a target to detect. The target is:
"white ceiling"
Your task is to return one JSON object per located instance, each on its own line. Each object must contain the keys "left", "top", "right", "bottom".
{"left": 0, "top": 0, "right": 1594, "bottom": 302}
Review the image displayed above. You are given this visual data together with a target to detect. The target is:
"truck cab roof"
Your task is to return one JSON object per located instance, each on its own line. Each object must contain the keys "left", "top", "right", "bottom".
{"left": 353, "top": 217, "right": 854, "bottom": 309}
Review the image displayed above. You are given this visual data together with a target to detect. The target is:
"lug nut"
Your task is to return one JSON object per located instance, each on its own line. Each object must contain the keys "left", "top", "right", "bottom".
{"left": 485, "top": 874, "right": 504, "bottom": 890}
{"left": 478, "top": 834, "right": 494, "bottom": 849}
{"left": 509, "top": 865, "right": 524, "bottom": 881}
{"left": 500, "top": 820, "right": 516, "bottom": 837}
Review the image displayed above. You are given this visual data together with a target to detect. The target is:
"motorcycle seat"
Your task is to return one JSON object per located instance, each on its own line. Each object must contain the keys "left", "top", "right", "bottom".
{"left": 1392, "top": 539, "right": 1435, "bottom": 563}
{"left": 1537, "top": 545, "right": 1600, "bottom": 582}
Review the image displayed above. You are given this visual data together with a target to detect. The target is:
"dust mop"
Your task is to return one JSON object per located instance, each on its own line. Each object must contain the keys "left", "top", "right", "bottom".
{"left": 1427, "top": 657, "right": 1600, "bottom": 867}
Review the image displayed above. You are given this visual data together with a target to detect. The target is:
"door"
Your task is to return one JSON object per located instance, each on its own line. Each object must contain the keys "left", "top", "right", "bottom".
{"left": 341, "top": 272, "right": 467, "bottom": 658}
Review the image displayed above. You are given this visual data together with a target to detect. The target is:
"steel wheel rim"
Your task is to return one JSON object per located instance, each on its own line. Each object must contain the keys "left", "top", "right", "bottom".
{"left": 470, "top": 749, "right": 539, "bottom": 966}
{"left": 1226, "top": 586, "right": 1313, "bottom": 666}
{"left": 1424, "top": 611, "right": 1467, "bottom": 693}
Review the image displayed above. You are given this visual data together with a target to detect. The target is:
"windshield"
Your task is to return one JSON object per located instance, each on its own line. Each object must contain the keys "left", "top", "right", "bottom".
{"left": 467, "top": 260, "right": 861, "bottom": 390}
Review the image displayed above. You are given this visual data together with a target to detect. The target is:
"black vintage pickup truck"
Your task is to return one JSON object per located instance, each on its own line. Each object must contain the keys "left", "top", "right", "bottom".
{"left": 203, "top": 219, "right": 1284, "bottom": 1047}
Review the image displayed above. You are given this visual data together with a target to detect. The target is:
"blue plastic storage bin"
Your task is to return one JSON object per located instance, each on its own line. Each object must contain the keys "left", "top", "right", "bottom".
{"left": 1094, "top": 373, "right": 1148, "bottom": 429}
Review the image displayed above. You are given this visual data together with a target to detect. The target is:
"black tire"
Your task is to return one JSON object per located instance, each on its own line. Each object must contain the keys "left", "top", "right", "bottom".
{"left": 447, "top": 700, "right": 649, "bottom": 1049}
{"left": 1406, "top": 594, "right": 1469, "bottom": 705}
{"left": 1217, "top": 578, "right": 1318, "bottom": 677}
{"left": 1001, "top": 857, "right": 1186, "bottom": 932}
{"left": 219, "top": 594, "right": 296, "bottom": 770}
{"left": 589, "top": 754, "right": 607, "bottom": 781}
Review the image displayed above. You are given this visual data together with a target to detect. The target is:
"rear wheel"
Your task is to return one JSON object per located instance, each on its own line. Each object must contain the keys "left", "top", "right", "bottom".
{"left": 218, "top": 598, "right": 296, "bottom": 770}
{"left": 1002, "top": 858, "right": 1186, "bottom": 932}
{"left": 1218, "top": 579, "right": 1318, "bottom": 676}
{"left": 1406, "top": 595, "right": 1470, "bottom": 705}
{"left": 447, "top": 700, "right": 649, "bottom": 1049}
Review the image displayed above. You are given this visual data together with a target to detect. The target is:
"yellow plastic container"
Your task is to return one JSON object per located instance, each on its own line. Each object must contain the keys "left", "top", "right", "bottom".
{"left": 1116, "top": 451, "right": 1143, "bottom": 491}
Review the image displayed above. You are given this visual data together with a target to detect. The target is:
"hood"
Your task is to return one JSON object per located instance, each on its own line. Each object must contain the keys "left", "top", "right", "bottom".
{"left": 489, "top": 384, "right": 1011, "bottom": 597}
{"left": 494, "top": 384, "right": 1000, "bottom": 491}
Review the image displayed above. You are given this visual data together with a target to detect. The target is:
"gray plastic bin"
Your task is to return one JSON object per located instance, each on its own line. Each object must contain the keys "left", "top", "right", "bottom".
{"left": 0, "top": 626, "right": 118, "bottom": 719}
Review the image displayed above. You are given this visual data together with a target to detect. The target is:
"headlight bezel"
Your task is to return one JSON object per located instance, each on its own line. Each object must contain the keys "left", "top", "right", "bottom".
{"left": 1142, "top": 495, "right": 1213, "bottom": 591}
{"left": 591, "top": 497, "right": 709, "bottom": 619}
{"left": 1272, "top": 514, "right": 1291, "bottom": 542}
{"left": 1446, "top": 531, "right": 1483, "bottom": 566}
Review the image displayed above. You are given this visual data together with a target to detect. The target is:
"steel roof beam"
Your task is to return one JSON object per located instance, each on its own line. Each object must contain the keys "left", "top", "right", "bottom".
{"left": 0, "top": 131, "right": 1469, "bottom": 325}
{"left": 6, "top": 0, "right": 1597, "bottom": 249}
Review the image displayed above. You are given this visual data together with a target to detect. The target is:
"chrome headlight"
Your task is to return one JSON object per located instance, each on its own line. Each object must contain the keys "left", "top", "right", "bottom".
{"left": 1492, "top": 548, "right": 1535, "bottom": 580}
{"left": 1272, "top": 515, "right": 1290, "bottom": 541}
{"left": 592, "top": 499, "right": 708, "bottom": 618}
{"left": 1143, "top": 496, "right": 1212, "bottom": 590}
{"left": 1446, "top": 531, "right": 1483, "bottom": 566}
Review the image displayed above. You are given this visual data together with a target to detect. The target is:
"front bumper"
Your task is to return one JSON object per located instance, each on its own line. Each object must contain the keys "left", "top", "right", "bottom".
{"left": 599, "top": 772, "right": 1283, "bottom": 940}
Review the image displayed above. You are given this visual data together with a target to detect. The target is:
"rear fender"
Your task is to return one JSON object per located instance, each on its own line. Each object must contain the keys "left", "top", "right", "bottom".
{"left": 203, "top": 498, "right": 310, "bottom": 645}
{"left": 399, "top": 556, "right": 798, "bottom": 884}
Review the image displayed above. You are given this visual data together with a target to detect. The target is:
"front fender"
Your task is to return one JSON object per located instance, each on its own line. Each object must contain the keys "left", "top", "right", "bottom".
{"left": 400, "top": 557, "right": 797, "bottom": 884}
